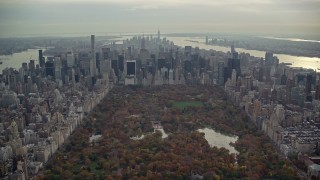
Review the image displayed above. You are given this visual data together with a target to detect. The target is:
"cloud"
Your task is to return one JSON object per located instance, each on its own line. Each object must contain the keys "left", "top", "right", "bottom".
{"left": 0, "top": 0, "right": 275, "bottom": 7}
{"left": 1, "top": 0, "right": 319, "bottom": 13}
{"left": 0, "top": 0, "right": 319, "bottom": 37}
{"left": 129, "top": 5, "right": 158, "bottom": 11}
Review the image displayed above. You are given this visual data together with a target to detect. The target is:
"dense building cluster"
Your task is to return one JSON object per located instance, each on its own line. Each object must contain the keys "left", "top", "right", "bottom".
{"left": 0, "top": 35, "right": 111, "bottom": 179}
{"left": 0, "top": 32, "right": 320, "bottom": 179}
{"left": 223, "top": 51, "right": 320, "bottom": 155}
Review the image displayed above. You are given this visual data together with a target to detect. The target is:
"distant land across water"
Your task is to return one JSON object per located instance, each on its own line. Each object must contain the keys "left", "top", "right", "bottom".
{"left": 259, "top": 36, "right": 320, "bottom": 43}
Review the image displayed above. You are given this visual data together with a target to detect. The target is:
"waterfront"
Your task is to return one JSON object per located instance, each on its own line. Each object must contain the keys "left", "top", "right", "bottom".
{"left": 260, "top": 36, "right": 320, "bottom": 43}
{"left": 167, "top": 36, "right": 320, "bottom": 70}
{"left": 0, "top": 35, "right": 304, "bottom": 179}
{"left": 0, "top": 48, "right": 47, "bottom": 72}
{"left": 1, "top": 36, "right": 320, "bottom": 73}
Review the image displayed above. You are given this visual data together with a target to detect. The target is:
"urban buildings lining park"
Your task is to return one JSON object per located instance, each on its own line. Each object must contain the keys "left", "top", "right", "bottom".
{"left": 0, "top": 32, "right": 320, "bottom": 179}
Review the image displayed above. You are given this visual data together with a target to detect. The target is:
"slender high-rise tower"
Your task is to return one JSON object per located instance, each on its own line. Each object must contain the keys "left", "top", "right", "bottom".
{"left": 141, "top": 36, "right": 146, "bottom": 49}
{"left": 39, "top": 50, "right": 45, "bottom": 67}
{"left": 91, "top": 35, "right": 96, "bottom": 76}
{"left": 157, "top": 30, "right": 160, "bottom": 40}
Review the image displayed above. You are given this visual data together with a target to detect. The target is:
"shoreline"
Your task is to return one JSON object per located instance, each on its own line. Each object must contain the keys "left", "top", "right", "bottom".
{"left": 207, "top": 42, "right": 320, "bottom": 58}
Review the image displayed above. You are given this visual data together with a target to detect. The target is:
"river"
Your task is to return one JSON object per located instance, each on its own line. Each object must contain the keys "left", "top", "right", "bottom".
{"left": 167, "top": 37, "right": 320, "bottom": 70}
{"left": 0, "top": 48, "right": 47, "bottom": 72}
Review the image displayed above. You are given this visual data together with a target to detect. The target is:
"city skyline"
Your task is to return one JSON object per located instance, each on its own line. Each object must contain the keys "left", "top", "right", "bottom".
{"left": 0, "top": 0, "right": 319, "bottom": 37}
{"left": 1, "top": 0, "right": 320, "bottom": 179}
{"left": 1, "top": 34, "right": 319, "bottom": 179}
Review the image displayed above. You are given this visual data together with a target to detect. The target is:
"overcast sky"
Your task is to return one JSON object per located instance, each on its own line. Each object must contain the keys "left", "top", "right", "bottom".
{"left": 0, "top": 0, "right": 319, "bottom": 37}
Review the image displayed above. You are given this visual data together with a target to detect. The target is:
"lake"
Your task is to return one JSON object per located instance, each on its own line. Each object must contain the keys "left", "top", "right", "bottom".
{"left": 130, "top": 128, "right": 168, "bottom": 140}
{"left": 197, "top": 128, "right": 238, "bottom": 154}
{"left": 130, "top": 127, "right": 238, "bottom": 154}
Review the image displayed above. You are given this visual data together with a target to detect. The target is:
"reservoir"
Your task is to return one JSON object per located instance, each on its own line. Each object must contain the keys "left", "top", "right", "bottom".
{"left": 197, "top": 128, "right": 238, "bottom": 154}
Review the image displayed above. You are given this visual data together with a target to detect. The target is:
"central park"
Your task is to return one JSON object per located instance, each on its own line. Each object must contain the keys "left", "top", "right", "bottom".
{"left": 40, "top": 85, "right": 299, "bottom": 179}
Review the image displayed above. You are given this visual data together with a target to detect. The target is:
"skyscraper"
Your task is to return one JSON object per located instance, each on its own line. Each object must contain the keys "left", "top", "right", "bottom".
{"left": 305, "top": 74, "right": 314, "bottom": 102}
{"left": 218, "top": 61, "right": 224, "bottom": 85}
{"left": 39, "top": 50, "right": 45, "bottom": 67}
{"left": 126, "top": 60, "right": 136, "bottom": 76}
{"left": 185, "top": 46, "right": 192, "bottom": 56}
{"left": 141, "top": 36, "right": 146, "bottom": 49}
{"left": 231, "top": 45, "right": 236, "bottom": 55}
{"left": 158, "top": 59, "right": 166, "bottom": 70}
{"left": 306, "top": 74, "right": 312, "bottom": 94}
{"left": 66, "top": 52, "right": 74, "bottom": 68}
{"left": 101, "top": 47, "right": 111, "bottom": 60}
{"left": 111, "top": 59, "right": 119, "bottom": 77}
{"left": 28, "top": 60, "right": 35, "bottom": 72}
{"left": 158, "top": 30, "right": 160, "bottom": 40}
{"left": 118, "top": 55, "right": 124, "bottom": 72}
{"left": 316, "top": 79, "right": 320, "bottom": 100}
{"left": 45, "top": 60, "right": 54, "bottom": 77}
{"left": 265, "top": 52, "right": 274, "bottom": 66}
{"left": 91, "top": 35, "right": 96, "bottom": 77}
{"left": 54, "top": 57, "right": 62, "bottom": 80}
{"left": 125, "top": 60, "right": 136, "bottom": 85}
{"left": 227, "top": 58, "right": 241, "bottom": 79}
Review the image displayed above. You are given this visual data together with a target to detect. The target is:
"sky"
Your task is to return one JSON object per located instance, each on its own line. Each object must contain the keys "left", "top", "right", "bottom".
{"left": 0, "top": 0, "right": 319, "bottom": 37}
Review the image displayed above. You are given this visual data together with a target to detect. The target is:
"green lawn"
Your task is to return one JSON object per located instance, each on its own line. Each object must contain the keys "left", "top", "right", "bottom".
{"left": 172, "top": 101, "right": 204, "bottom": 109}
{"left": 89, "top": 162, "right": 104, "bottom": 178}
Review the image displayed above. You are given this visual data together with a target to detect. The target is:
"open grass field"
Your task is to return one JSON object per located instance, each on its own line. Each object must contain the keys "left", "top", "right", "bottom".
{"left": 172, "top": 101, "right": 204, "bottom": 109}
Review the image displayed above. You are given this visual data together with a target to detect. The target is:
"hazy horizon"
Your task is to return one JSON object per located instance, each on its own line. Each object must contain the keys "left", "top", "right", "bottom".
{"left": 0, "top": 0, "right": 319, "bottom": 38}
